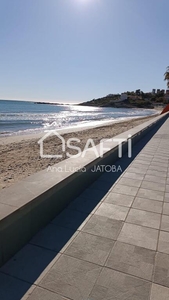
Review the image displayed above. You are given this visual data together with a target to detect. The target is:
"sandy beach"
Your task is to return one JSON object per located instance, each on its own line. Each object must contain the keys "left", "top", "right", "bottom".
{"left": 0, "top": 114, "right": 159, "bottom": 190}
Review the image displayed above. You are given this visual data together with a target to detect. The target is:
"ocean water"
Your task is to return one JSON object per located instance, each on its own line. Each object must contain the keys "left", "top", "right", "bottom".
{"left": 0, "top": 100, "right": 157, "bottom": 136}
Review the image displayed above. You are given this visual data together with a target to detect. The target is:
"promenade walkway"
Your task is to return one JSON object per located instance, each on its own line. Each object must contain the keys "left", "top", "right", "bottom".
{"left": 0, "top": 117, "right": 169, "bottom": 300}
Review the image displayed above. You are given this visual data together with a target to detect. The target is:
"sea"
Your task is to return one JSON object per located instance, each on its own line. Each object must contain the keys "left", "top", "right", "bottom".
{"left": 0, "top": 100, "right": 157, "bottom": 136}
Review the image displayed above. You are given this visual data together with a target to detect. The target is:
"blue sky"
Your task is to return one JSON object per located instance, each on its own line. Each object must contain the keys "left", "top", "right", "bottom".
{"left": 0, "top": 0, "right": 168, "bottom": 103}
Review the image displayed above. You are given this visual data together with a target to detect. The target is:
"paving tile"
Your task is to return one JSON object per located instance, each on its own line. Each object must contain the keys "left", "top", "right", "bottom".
{"left": 81, "top": 214, "right": 123, "bottom": 240}
{"left": 164, "top": 193, "right": 169, "bottom": 202}
{"left": 127, "top": 167, "right": 147, "bottom": 175}
{"left": 161, "top": 215, "right": 169, "bottom": 232}
{"left": 153, "top": 252, "right": 169, "bottom": 288}
{"left": 158, "top": 231, "right": 169, "bottom": 254}
{"left": 105, "top": 241, "right": 155, "bottom": 280}
{"left": 39, "top": 255, "right": 101, "bottom": 300}
{"left": 137, "top": 188, "right": 164, "bottom": 202}
{"left": 89, "top": 268, "right": 151, "bottom": 300}
{"left": 144, "top": 175, "right": 166, "bottom": 184}
{"left": 163, "top": 202, "right": 169, "bottom": 215}
{"left": 146, "top": 169, "right": 167, "bottom": 178}
{"left": 123, "top": 172, "right": 144, "bottom": 180}
{"left": 0, "top": 272, "right": 31, "bottom": 300}
{"left": 149, "top": 165, "right": 168, "bottom": 172}
{"left": 111, "top": 184, "right": 139, "bottom": 196}
{"left": 30, "top": 224, "right": 76, "bottom": 252}
{"left": 134, "top": 159, "right": 150, "bottom": 165}
{"left": 126, "top": 208, "right": 161, "bottom": 229}
{"left": 166, "top": 185, "right": 169, "bottom": 192}
{"left": 118, "top": 223, "right": 158, "bottom": 250}
{"left": 51, "top": 208, "right": 88, "bottom": 230}
{"left": 117, "top": 177, "right": 142, "bottom": 188}
{"left": 0, "top": 244, "right": 57, "bottom": 284}
{"left": 95, "top": 202, "right": 129, "bottom": 221}
{"left": 141, "top": 181, "right": 165, "bottom": 192}
{"left": 64, "top": 232, "right": 114, "bottom": 265}
{"left": 26, "top": 287, "right": 68, "bottom": 300}
{"left": 150, "top": 161, "right": 167, "bottom": 168}
{"left": 131, "top": 163, "right": 149, "bottom": 170}
{"left": 104, "top": 192, "right": 134, "bottom": 207}
{"left": 150, "top": 284, "right": 169, "bottom": 300}
{"left": 132, "top": 197, "right": 163, "bottom": 214}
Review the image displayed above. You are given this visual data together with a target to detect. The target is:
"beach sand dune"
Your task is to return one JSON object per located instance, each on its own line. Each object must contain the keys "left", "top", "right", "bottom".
{"left": 0, "top": 115, "right": 158, "bottom": 190}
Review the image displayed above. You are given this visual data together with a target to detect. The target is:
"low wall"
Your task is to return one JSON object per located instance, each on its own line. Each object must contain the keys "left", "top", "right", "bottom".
{"left": 0, "top": 112, "right": 168, "bottom": 266}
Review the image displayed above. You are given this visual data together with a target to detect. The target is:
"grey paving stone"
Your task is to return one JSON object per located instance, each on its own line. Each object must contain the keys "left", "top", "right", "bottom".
{"left": 95, "top": 202, "right": 129, "bottom": 221}
{"left": 118, "top": 223, "right": 158, "bottom": 250}
{"left": 104, "top": 192, "right": 134, "bottom": 207}
{"left": 141, "top": 181, "right": 166, "bottom": 192}
{"left": 105, "top": 241, "right": 155, "bottom": 280}
{"left": 149, "top": 165, "right": 168, "bottom": 172}
{"left": 126, "top": 208, "right": 161, "bottom": 229}
{"left": 158, "top": 231, "right": 169, "bottom": 254}
{"left": 137, "top": 188, "right": 164, "bottom": 202}
{"left": 164, "top": 193, "right": 169, "bottom": 202}
{"left": 26, "top": 287, "right": 68, "bottom": 300}
{"left": 134, "top": 159, "right": 150, "bottom": 165}
{"left": 144, "top": 174, "right": 166, "bottom": 184}
{"left": 127, "top": 167, "right": 147, "bottom": 175}
{"left": 111, "top": 184, "right": 139, "bottom": 196}
{"left": 150, "top": 161, "right": 167, "bottom": 168}
{"left": 39, "top": 255, "right": 101, "bottom": 300}
{"left": 64, "top": 232, "right": 114, "bottom": 265}
{"left": 146, "top": 169, "right": 167, "bottom": 178}
{"left": 0, "top": 244, "right": 57, "bottom": 284}
{"left": 51, "top": 208, "right": 88, "bottom": 230}
{"left": 166, "top": 185, "right": 169, "bottom": 192}
{"left": 89, "top": 268, "right": 151, "bottom": 300}
{"left": 150, "top": 284, "right": 169, "bottom": 300}
{"left": 161, "top": 215, "right": 169, "bottom": 232}
{"left": 81, "top": 214, "right": 123, "bottom": 240}
{"left": 30, "top": 224, "right": 75, "bottom": 252}
{"left": 123, "top": 172, "right": 144, "bottom": 180}
{"left": 118, "top": 177, "right": 142, "bottom": 187}
{"left": 0, "top": 272, "right": 31, "bottom": 300}
{"left": 153, "top": 252, "right": 169, "bottom": 288}
{"left": 163, "top": 202, "right": 169, "bottom": 215}
{"left": 131, "top": 163, "right": 149, "bottom": 170}
{"left": 132, "top": 197, "right": 163, "bottom": 214}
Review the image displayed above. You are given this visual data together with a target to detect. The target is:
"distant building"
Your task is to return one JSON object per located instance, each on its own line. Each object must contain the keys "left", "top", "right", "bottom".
{"left": 165, "top": 90, "right": 169, "bottom": 101}
{"left": 120, "top": 93, "right": 128, "bottom": 101}
{"left": 152, "top": 89, "right": 156, "bottom": 94}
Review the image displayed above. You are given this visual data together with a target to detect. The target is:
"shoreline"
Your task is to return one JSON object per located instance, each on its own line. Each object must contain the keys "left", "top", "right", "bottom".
{"left": 0, "top": 111, "right": 160, "bottom": 145}
{"left": 0, "top": 113, "right": 161, "bottom": 190}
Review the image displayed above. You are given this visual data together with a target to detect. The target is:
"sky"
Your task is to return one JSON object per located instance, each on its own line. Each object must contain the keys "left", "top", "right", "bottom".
{"left": 0, "top": 0, "right": 168, "bottom": 103}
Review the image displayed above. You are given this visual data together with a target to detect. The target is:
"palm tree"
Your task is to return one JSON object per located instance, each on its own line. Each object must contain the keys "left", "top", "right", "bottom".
{"left": 164, "top": 66, "right": 169, "bottom": 88}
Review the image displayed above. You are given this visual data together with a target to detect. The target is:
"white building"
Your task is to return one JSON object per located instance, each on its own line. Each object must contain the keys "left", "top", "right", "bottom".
{"left": 120, "top": 93, "right": 128, "bottom": 101}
